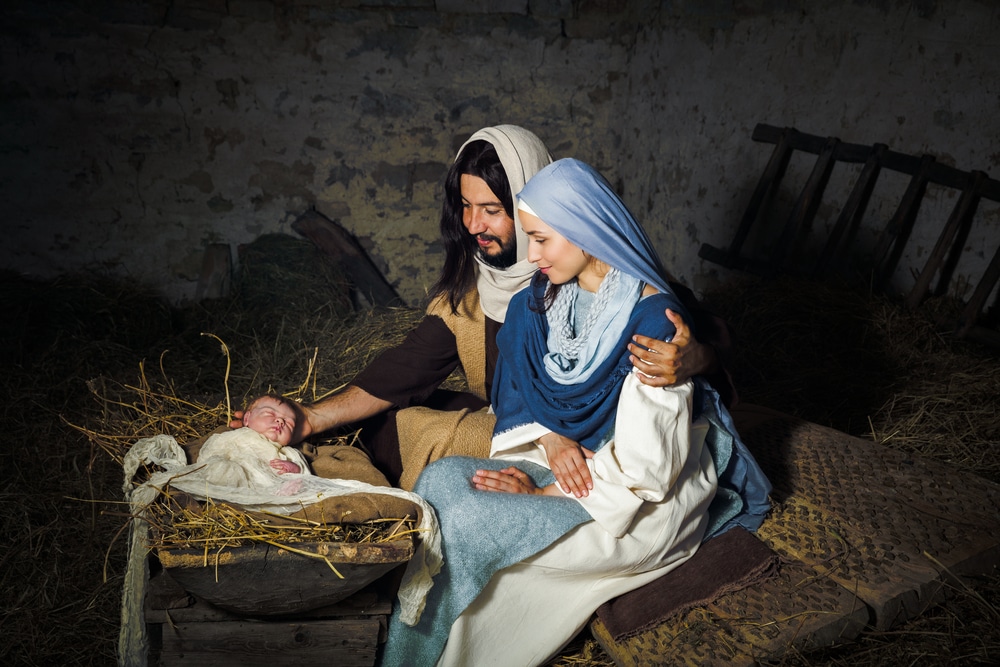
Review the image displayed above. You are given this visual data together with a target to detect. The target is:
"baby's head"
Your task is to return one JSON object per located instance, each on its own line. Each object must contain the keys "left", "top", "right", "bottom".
{"left": 242, "top": 394, "right": 298, "bottom": 446}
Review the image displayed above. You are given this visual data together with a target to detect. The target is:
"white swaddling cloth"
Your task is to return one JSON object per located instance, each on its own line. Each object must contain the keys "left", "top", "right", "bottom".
{"left": 195, "top": 426, "right": 312, "bottom": 490}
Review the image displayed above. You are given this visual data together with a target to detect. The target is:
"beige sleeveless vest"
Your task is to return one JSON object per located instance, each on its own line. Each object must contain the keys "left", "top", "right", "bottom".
{"left": 396, "top": 288, "right": 496, "bottom": 490}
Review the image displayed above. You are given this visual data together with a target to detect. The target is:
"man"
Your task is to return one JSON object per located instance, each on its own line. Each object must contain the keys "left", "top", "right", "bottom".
{"left": 238, "top": 125, "right": 733, "bottom": 489}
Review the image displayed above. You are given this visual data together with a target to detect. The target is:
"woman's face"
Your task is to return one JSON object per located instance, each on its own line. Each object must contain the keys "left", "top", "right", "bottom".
{"left": 521, "top": 210, "right": 604, "bottom": 291}
{"left": 242, "top": 397, "right": 297, "bottom": 446}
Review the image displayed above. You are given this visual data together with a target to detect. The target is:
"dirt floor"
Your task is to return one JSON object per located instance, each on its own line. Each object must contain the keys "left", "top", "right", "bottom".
{"left": 1, "top": 253, "right": 997, "bottom": 666}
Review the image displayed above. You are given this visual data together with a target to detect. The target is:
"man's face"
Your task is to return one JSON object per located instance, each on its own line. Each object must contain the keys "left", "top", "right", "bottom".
{"left": 460, "top": 174, "right": 518, "bottom": 269}
{"left": 242, "top": 397, "right": 297, "bottom": 446}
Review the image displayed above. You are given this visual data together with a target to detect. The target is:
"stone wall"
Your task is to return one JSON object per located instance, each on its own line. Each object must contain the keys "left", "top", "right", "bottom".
{"left": 2, "top": 0, "right": 998, "bottom": 305}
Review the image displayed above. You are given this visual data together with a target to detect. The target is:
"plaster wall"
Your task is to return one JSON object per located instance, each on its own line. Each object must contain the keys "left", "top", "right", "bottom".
{"left": 2, "top": 1, "right": 998, "bottom": 306}
{"left": 619, "top": 2, "right": 1000, "bottom": 298}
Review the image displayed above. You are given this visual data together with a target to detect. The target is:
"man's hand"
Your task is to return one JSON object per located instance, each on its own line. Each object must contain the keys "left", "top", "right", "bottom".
{"left": 230, "top": 386, "right": 391, "bottom": 444}
{"left": 537, "top": 432, "right": 594, "bottom": 498}
{"left": 628, "top": 308, "right": 716, "bottom": 387}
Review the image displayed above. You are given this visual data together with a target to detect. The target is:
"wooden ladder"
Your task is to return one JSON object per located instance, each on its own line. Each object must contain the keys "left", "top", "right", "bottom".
{"left": 699, "top": 123, "right": 1000, "bottom": 344}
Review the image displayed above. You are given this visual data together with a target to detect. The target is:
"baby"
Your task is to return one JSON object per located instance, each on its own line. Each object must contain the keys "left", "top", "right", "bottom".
{"left": 238, "top": 394, "right": 309, "bottom": 474}
{"left": 195, "top": 394, "right": 312, "bottom": 488}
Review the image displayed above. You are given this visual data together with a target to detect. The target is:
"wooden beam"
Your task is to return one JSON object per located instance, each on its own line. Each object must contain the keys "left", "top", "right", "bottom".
{"left": 817, "top": 144, "right": 887, "bottom": 275}
{"left": 906, "top": 170, "right": 986, "bottom": 309}
{"left": 872, "top": 154, "right": 936, "bottom": 290}
{"left": 292, "top": 210, "right": 403, "bottom": 308}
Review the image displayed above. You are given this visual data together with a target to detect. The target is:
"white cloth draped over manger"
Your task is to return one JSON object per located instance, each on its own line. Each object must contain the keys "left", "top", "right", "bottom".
{"left": 117, "top": 433, "right": 441, "bottom": 667}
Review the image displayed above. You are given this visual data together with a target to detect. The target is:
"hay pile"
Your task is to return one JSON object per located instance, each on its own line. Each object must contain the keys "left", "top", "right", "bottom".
{"left": 0, "top": 238, "right": 997, "bottom": 665}
{"left": 708, "top": 275, "right": 1000, "bottom": 485}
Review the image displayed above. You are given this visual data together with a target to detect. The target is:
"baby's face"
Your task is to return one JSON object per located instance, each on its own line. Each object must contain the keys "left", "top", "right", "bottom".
{"left": 242, "top": 397, "right": 297, "bottom": 446}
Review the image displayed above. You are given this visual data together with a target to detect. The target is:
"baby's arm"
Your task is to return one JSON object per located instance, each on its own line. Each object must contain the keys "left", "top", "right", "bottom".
{"left": 270, "top": 459, "right": 301, "bottom": 474}
{"left": 274, "top": 446, "right": 313, "bottom": 475}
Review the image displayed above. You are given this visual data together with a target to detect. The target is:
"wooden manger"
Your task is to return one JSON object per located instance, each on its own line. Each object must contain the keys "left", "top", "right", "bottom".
{"left": 143, "top": 489, "right": 422, "bottom": 666}
{"left": 146, "top": 559, "right": 399, "bottom": 667}
{"left": 156, "top": 538, "right": 413, "bottom": 617}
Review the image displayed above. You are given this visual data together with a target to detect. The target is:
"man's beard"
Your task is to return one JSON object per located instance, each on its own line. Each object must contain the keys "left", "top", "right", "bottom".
{"left": 476, "top": 235, "right": 518, "bottom": 270}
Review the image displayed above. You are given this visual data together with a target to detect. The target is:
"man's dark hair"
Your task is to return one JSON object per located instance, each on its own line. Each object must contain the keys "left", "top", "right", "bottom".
{"left": 430, "top": 140, "right": 514, "bottom": 314}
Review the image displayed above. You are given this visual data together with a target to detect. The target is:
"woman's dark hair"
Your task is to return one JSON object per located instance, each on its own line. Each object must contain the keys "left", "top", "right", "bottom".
{"left": 526, "top": 271, "right": 558, "bottom": 315}
{"left": 430, "top": 140, "right": 514, "bottom": 314}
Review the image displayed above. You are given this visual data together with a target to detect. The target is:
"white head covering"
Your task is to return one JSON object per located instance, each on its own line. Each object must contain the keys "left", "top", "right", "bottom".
{"left": 456, "top": 125, "right": 552, "bottom": 322}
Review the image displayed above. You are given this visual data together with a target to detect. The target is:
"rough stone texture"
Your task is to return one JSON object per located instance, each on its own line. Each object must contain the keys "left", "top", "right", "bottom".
{"left": 2, "top": 0, "right": 998, "bottom": 305}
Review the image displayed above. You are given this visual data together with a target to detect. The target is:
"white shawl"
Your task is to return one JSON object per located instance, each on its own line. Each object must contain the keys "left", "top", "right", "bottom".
{"left": 459, "top": 125, "right": 552, "bottom": 322}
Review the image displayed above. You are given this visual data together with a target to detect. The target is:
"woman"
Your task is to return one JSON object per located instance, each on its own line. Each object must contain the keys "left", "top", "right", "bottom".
{"left": 381, "top": 159, "right": 770, "bottom": 666}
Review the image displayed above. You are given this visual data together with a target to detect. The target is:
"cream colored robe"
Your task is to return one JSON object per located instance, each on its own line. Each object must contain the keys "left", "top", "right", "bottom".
{"left": 436, "top": 374, "right": 718, "bottom": 666}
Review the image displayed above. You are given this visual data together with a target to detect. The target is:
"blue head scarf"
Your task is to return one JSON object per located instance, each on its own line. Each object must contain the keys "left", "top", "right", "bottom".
{"left": 516, "top": 158, "right": 679, "bottom": 299}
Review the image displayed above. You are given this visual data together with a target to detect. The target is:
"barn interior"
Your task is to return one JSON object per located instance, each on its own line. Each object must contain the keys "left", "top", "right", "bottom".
{"left": 2, "top": 1, "right": 999, "bottom": 665}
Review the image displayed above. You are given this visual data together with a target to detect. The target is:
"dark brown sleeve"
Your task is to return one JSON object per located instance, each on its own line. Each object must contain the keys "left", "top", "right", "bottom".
{"left": 484, "top": 316, "right": 502, "bottom": 401}
{"left": 351, "top": 314, "right": 461, "bottom": 409}
{"left": 670, "top": 281, "right": 740, "bottom": 408}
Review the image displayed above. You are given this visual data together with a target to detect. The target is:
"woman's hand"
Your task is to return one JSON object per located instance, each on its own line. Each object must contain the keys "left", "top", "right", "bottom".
{"left": 471, "top": 466, "right": 541, "bottom": 494}
{"left": 537, "top": 432, "right": 594, "bottom": 498}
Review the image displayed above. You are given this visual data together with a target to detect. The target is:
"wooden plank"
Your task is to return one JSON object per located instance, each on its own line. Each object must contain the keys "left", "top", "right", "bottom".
{"left": 872, "top": 154, "right": 936, "bottom": 290}
{"left": 772, "top": 136, "right": 840, "bottom": 270}
{"left": 933, "top": 177, "right": 983, "bottom": 299}
{"left": 152, "top": 618, "right": 381, "bottom": 667}
{"left": 156, "top": 539, "right": 412, "bottom": 616}
{"left": 753, "top": 123, "right": 877, "bottom": 165}
{"left": 291, "top": 209, "right": 403, "bottom": 308}
{"left": 906, "top": 170, "right": 987, "bottom": 308}
{"left": 698, "top": 125, "right": 793, "bottom": 271}
{"left": 146, "top": 580, "right": 392, "bottom": 624}
{"left": 817, "top": 143, "right": 887, "bottom": 274}
{"left": 956, "top": 243, "right": 1000, "bottom": 338}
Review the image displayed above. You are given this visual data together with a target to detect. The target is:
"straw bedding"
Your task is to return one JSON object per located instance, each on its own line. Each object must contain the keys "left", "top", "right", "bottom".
{"left": 0, "top": 234, "right": 997, "bottom": 665}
